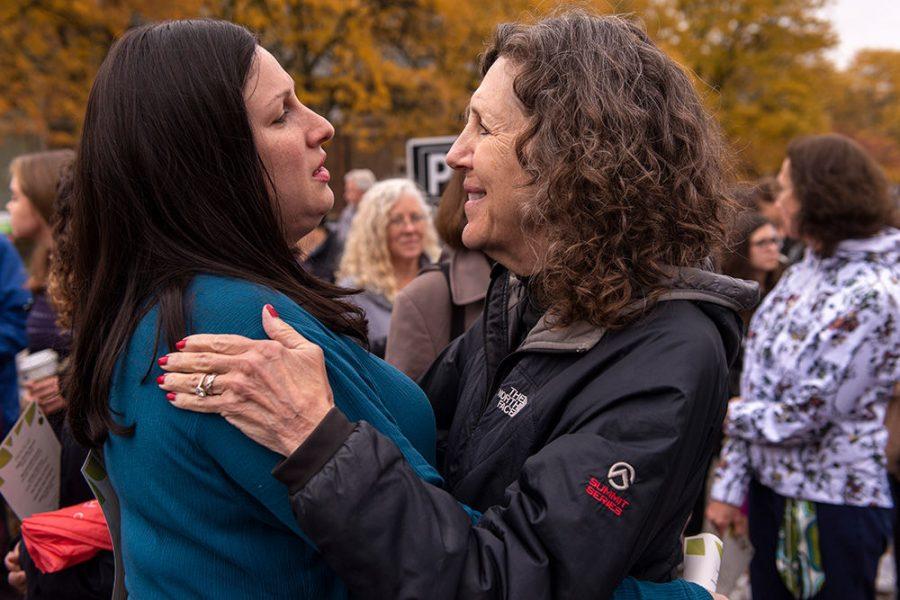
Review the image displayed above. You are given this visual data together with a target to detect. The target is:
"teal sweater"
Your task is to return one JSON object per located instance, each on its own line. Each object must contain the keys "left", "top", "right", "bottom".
{"left": 104, "top": 276, "right": 441, "bottom": 598}
{"left": 104, "top": 275, "right": 709, "bottom": 600}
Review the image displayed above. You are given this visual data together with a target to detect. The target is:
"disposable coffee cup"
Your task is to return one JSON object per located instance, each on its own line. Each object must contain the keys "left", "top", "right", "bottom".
{"left": 18, "top": 349, "right": 59, "bottom": 383}
{"left": 683, "top": 532, "right": 722, "bottom": 593}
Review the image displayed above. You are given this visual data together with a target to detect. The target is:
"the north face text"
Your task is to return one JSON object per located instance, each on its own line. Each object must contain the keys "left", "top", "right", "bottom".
{"left": 497, "top": 387, "right": 528, "bottom": 417}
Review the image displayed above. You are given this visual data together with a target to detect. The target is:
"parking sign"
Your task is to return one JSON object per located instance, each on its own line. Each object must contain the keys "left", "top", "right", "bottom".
{"left": 405, "top": 136, "right": 457, "bottom": 202}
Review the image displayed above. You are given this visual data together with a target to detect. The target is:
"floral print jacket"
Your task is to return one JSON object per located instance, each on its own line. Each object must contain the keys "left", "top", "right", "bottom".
{"left": 712, "top": 228, "right": 900, "bottom": 508}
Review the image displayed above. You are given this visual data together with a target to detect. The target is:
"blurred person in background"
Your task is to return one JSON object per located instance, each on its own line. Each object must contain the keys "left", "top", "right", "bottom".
{"left": 0, "top": 234, "right": 28, "bottom": 438}
{"left": 709, "top": 134, "right": 899, "bottom": 600}
{"left": 688, "top": 208, "right": 785, "bottom": 537}
{"left": 334, "top": 168, "right": 375, "bottom": 244}
{"left": 0, "top": 210, "right": 29, "bottom": 596}
{"left": 385, "top": 169, "right": 491, "bottom": 382}
{"left": 297, "top": 218, "right": 343, "bottom": 283}
{"left": 740, "top": 178, "right": 781, "bottom": 233}
{"left": 744, "top": 176, "right": 806, "bottom": 265}
{"left": 718, "top": 209, "right": 785, "bottom": 394}
{"left": 337, "top": 178, "right": 440, "bottom": 357}
{"left": 8, "top": 151, "right": 73, "bottom": 361}
{"left": 3, "top": 150, "right": 113, "bottom": 599}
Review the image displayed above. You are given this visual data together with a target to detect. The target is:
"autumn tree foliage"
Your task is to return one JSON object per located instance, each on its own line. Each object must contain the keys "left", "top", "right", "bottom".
{"left": 204, "top": 0, "right": 545, "bottom": 147}
{"left": 645, "top": 0, "right": 838, "bottom": 177}
{"left": 0, "top": 0, "right": 537, "bottom": 148}
{"left": 0, "top": 0, "right": 898, "bottom": 181}
{"left": 0, "top": 0, "right": 190, "bottom": 146}
{"left": 828, "top": 50, "right": 900, "bottom": 181}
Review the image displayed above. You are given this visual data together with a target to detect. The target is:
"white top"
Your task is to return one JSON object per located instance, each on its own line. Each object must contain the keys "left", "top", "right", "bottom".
{"left": 712, "top": 228, "right": 900, "bottom": 508}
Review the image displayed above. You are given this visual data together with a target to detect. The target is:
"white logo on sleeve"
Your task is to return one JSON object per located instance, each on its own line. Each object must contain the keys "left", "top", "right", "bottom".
{"left": 607, "top": 462, "right": 636, "bottom": 490}
{"left": 497, "top": 387, "right": 528, "bottom": 417}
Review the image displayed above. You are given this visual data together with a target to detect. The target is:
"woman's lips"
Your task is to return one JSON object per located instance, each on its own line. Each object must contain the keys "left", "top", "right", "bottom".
{"left": 463, "top": 181, "right": 486, "bottom": 202}
{"left": 312, "top": 166, "right": 330, "bottom": 183}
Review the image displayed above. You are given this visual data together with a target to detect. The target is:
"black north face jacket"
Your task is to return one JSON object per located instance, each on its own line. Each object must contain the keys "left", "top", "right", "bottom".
{"left": 273, "top": 266, "right": 758, "bottom": 599}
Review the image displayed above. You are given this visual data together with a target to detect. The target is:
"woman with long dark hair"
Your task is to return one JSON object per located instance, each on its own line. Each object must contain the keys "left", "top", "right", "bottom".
{"left": 52, "top": 20, "right": 441, "bottom": 598}
{"left": 718, "top": 208, "right": 785, "bottom": 391}
{"left": 720, "top": 212, "right": 783, "bottom": 319}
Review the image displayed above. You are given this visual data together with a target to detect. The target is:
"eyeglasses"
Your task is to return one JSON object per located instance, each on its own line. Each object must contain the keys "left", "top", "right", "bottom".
{"left": 388, "top": 213, "right": 428, "bottom": 228}
{"left": 750, "top": 236, "right": 782, "bottom": 248}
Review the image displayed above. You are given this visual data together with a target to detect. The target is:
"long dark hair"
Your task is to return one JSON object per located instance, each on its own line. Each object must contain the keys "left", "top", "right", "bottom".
{"left": 719, "top": 210, "right": 783, "bottom": 323}
{"left": 55, "top": 20, "right": 366, "bottom": 448}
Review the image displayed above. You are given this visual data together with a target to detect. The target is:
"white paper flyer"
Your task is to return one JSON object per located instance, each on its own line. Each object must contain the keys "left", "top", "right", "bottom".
{"left": 0, "top": 402, "right": 61, "bottom": 520}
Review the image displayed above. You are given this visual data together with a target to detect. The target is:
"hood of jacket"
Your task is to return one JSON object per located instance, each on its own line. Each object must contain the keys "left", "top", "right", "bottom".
{"left": 513, "top": 267, "right": 759, "bottom": 368}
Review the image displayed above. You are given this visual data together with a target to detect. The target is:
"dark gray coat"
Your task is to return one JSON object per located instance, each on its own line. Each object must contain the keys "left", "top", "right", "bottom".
{"left": 273, "top": 266, "right": 758, "bottom": 599}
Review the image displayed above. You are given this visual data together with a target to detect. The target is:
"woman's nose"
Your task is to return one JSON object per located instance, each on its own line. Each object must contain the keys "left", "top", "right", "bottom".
{"left": 446, "top": 132, "right": 472, "bottom": 170}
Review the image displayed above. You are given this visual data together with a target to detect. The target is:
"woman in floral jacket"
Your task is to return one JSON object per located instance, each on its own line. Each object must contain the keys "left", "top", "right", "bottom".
{"left": 708, "top": 134, "right": 899, "bottom": 600}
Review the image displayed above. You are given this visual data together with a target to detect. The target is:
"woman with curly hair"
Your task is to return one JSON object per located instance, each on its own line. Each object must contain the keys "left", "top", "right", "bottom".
{"left": 161, "top": 10, "right": 752, "bottom": 598}
{"left": 337, "top": 178, "right": 441, "bottom": 357}
{"left": 385, "top": 169, "right": 492, "bottom": 382}
{"left": 709, "top": 134, "right": 899, "bottom": 599}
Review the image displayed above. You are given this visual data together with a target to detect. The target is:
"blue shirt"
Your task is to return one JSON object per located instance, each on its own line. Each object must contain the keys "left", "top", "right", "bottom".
{"left": 0, "top": 236, "right": 29, "bottom": 435}
{"left": 104, "top": 275, "right": 441, "bottom": 599}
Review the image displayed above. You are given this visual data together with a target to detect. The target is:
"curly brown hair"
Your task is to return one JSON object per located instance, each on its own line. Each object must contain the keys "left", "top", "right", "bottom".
{"left": 482, "top": 10, "right": 733, "bottom": 329}
{"left": 786, "top": 134, "right": 898, "bottom": 257}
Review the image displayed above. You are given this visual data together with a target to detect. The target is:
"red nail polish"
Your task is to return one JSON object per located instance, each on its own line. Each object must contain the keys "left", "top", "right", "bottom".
{"left": 156, "top": 375, "right": 166, "bottom": 385}
{"left": 175, "top": 340, "right": 186, "bottom": 350}
{"left": 265, "top": 304, "right": 279, "bottom": 318}
{"left": 166, "top": 392, "right": 175, "bottom": 401}
{"left": 158, "top": 356, "right": 168, "bottom": 366}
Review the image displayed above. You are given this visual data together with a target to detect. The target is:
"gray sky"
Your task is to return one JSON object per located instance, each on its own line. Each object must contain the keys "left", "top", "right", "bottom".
{"left": 825, "top": 0, "right": 900, "bottom": 67}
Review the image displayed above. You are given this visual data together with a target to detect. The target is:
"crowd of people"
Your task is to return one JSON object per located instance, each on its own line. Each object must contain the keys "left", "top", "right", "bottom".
{"left": 0, "top": 8, "right": 895, "bottom": 600}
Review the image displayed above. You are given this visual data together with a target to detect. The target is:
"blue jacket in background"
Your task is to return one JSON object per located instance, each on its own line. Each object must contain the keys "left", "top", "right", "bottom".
{"left": 0, "top": 236, "right": 30, "bottom": 436}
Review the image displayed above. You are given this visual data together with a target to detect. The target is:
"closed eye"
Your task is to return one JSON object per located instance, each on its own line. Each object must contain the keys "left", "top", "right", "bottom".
{"left": 273, "top": 110, "right": 289, "bottom": 125}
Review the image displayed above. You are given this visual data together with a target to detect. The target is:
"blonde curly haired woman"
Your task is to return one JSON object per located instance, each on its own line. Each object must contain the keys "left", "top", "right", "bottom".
{"left": 338, "top": 178, "right": 440, "bottom": 357}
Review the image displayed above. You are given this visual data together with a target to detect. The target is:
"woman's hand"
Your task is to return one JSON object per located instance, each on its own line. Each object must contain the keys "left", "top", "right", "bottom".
{"left": 23, "top": 375, "right": 66, "bottom": 415}
{"left": 724, "top": 396, "right": 741, "bottom": 426}
{"left": 4, "top": 542, "right": 26, "bottom": 594}
{"left": 705, "top": 500, "right": 747, "bottom": 537}
{"left": 158, "top": 305, "right": 334, "bottom": 456}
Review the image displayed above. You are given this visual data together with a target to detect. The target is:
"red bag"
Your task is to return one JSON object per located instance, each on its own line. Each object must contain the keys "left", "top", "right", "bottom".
{"left": 20, "top": 500, "right": 113, "bottom": 573}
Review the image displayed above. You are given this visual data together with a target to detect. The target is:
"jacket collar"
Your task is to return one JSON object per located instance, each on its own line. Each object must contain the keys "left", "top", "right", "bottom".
{"left": 448, "top": 249, "right": 492, "bottom": 306}
{"left": 493, "top": 266, "right": 759, "bottom": 354}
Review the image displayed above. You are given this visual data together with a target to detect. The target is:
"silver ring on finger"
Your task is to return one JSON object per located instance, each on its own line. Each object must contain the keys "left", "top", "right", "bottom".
{"left": 195, "top": 373, "right": 217, "bottom": 398}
